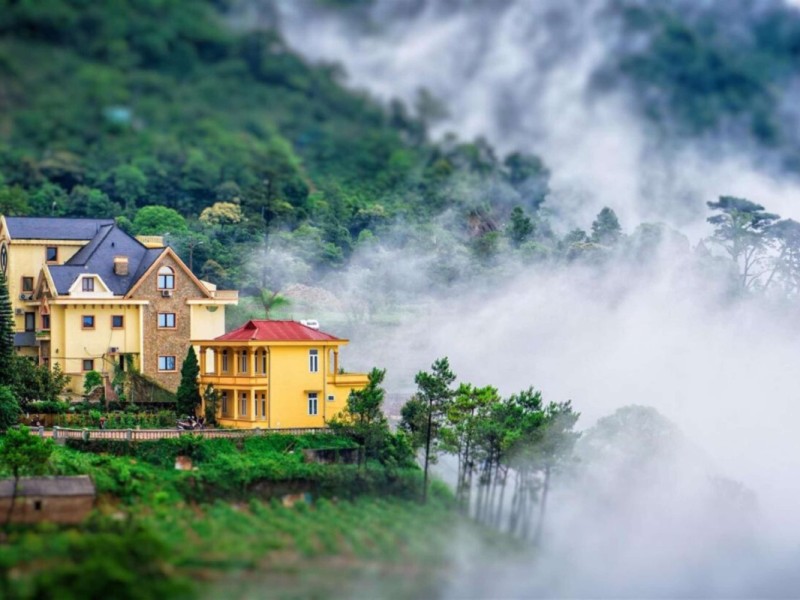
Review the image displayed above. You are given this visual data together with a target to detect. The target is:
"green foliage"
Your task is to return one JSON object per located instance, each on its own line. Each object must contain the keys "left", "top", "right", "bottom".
{"left": 133, "top": 205, "right": 188, "bottom": 236}
{"left": 26, "top": 400, "right": 69, "bottom": 414}
{"left": 329, "top": 367, "right": 415, "bottom": 469}
{"left": 0, "top": 271, "right": 14, "bottom": 388}
{"left": 175, "top": 347, "right": 201, "bottom": 417}
{"left": 591, "top": 207, "right": 623, "bottom": 246}
{"left": 707, "top": 195, "right": 780, "bottom": 289}
{"left": 0, "top": 0, "right": 554, "bottom": 291}
{"left": 203, "top": 384, "right": 219, "bottom": 425}
{"left": 507, "top": 206, "right": 534, "bottom": 247}
{"left": 0, "top": 386, "right": 21, "bottom": 430}
{"left": 82, "top": 370, "right": 103, "bottom": 395}
{"left": 0, "top": 426, "right": 54, "bottom": 479}
{"left": 25, "top": 522, "right": 193, "bottom": 600}
{"left": 10, "top": 356, "right": 70, "bottom": 406}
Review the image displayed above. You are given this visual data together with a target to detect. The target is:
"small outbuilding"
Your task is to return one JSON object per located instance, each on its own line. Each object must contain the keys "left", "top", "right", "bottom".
{"left": 0, "top": 475, "right": 96, "bottom": 524}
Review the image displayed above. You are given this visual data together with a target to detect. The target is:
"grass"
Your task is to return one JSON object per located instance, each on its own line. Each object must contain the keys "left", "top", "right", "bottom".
{"left": 0, "top": 433, "right": 522, "bottom": 598}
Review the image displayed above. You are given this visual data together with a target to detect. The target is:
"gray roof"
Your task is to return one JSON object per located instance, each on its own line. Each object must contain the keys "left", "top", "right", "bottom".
{"left": 5, "top": 217, "right": 115, "bottom": 240}
{"left": 0, "top": 475, "right": 95, "bottom": 497}
{"left": 48, "top": 226, "right": 164, "bottom": 296}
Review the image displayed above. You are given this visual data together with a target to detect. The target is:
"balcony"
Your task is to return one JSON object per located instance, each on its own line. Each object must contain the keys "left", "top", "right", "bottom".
{"left": 35, "top": 329, "right": 50, "bottom": 341}
{"left": 327, "top": 372, "right": 370, "bottom": 387}
{"left": 200, "top": 372, "right": 268, "bottom": 387}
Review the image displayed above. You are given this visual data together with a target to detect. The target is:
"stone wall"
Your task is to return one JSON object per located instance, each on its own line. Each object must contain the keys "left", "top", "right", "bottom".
{"left": 134, "top": 253, "right": 207, "bottom": 391}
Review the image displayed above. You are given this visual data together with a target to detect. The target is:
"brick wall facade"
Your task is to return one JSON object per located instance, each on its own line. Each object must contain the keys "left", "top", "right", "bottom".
{"left": 134, "top": 254, "right": 208, "bottom": 391}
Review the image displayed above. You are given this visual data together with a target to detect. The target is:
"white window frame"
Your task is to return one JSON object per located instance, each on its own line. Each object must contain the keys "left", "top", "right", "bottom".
{"left": 309, "top": 349, "right": 319, "bottom": 373}
{"left": 308, "top": 392, "right": 318, "bottom": 416}
{"left": 240, "top": 392, "right": 247, "bottom": 416}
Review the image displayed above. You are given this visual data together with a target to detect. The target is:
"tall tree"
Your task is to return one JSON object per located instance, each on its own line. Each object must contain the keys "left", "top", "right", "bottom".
{"left": 330, "top": 367, "right": 390, "bottom": 467}
{"left": 175, "top": 347, "right": 201, "bottom": 417}
{"left": 1, "top": 426, "right": 53, "bottom": 528}
{"left": 591, "top": 207, "right": 623, "bottom": 246}
{"left": 707, "top": 196, "right": 779, "bottom": 289}
{"left": 258, "top": 288, "right": 290, "bottom": 319}
{"left": 0, "top": 385, "right": 21, "bottom": 431}
{"left": 0, "top": 271, "right": 14, "bottom": 388}
{"left": 408, "top": 357, "right": 456, "bottom": 503}
{"left": 507, "top": 206, "right": 535, "bottom": 248}
{"left": 764, "top": 218, "right": 800, "bottom": 295}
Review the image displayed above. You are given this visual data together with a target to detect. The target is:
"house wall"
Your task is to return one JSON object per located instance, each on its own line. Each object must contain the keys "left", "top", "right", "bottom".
{"left": 0, "top": 236, "right": 82, "bottom": 332}
{"left": 0, "top": 495, "right": 94, "bottom": 524}
{"left": 49, "top": 303, "right": 142, "bottom": 394}
{"left": 190, "top": 304, "right": 225, "bottom": 342}
{"left": 135, "top": 254, "right": 209, "bottom": 391}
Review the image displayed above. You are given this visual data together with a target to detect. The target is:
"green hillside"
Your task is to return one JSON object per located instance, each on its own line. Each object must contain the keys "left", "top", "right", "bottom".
{"left": 0, "top": 0, "right": 548, "bottom": 293}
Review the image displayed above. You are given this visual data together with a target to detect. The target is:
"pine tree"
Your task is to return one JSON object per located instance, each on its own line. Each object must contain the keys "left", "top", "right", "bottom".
{"left": 175, "top": 346, "right": 201, "bottom": 417}
{"left": 0, "top": 270, "right": 15, "bottom": 387}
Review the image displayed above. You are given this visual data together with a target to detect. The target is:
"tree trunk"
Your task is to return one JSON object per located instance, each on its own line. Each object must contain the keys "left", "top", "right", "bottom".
{"left": 533, "top": 464, "right": 551, "bottom": 547}
{"left": 422, "top": 401, "right": 433, "bottom": 503}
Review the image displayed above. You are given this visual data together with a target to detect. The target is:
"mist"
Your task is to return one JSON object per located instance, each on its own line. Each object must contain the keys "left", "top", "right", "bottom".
{"left": 230, "top": 1, "right": 800, "bottom": 596}
{"left": 260, "top": 0, "right": 800, "bottom": 232}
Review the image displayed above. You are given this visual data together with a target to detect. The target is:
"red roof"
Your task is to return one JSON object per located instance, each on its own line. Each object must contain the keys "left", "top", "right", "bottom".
{"left": 214, "top": 320, "right": 343, "bottom": 343}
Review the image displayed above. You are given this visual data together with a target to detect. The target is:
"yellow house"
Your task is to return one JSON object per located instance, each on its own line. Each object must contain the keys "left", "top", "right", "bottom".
{"left": 194, "top": 320, "right": 369, "bottom": 429}
{"left": 0, "top": 216, "right": 238, "bottom": 396}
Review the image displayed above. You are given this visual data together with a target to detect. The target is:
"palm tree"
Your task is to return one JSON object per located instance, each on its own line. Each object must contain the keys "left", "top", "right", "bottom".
{"left": 258, "top": 289, "right": 290, "bottom": 319}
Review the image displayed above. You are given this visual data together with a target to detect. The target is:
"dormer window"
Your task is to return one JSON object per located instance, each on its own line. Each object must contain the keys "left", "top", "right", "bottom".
{"left": 157, "top": 266, "right": 175, "bottom": 290}
{"left": 82, "top": 277, "right": 95, "bottom": 292}
{"left": 46, "top": 246, "right": 58, "bottom": 263}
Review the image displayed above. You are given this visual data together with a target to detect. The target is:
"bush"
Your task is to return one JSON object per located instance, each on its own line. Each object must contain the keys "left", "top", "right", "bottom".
{"left": 26, "top": 523, "right": 193, "bottom": 599}
{"left": 27, "top": 400, "right": 69, "bottom": 414}
{"left": 0, "top": 385, "right": 20, "bottom": 430}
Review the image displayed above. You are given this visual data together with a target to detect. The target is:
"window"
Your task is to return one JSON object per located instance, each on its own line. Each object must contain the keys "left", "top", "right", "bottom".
{"left": 261, "top": 394, "right": 266, "bottom": 418}
{"left": 221, "top": 350, "right": 229, "bottom": 373}
{"left": 82, "top": 359, "right": 94, "bottom": 371}
{"left": 158, "top": 355, "right": 176, "bottom": 371}
{"left": 157, "top": 266, "right": 175, "bottom": 290}
{"left": 327, "top": 394, "right": 335, "bottom": 402}
{"left": 82, "top": 315, "right": 95, "bottom": 329}
{"left": 41, "top": 314, "right": 50, "bottom": 330}
{"left": 21, "top": 277, "right": 34, "bottom": 292}
{"left": 33, "top": 500, "right": 42, "bottom": 511}
{"left": 309, "top": 349, "right": 319, "bottom": 373}
{"left": 157, "top": 313, "right": 176, "bottom": 328}
{"left": 111, "top": 315, "right": 124, "bottom": 329}
{"left": 239, "top": 350, "right": 248, "bottom": 373}
{"left": 24, "top": 312, "right": 35, "bottom": 332}
{"left": 46, "top": 246, "right": 58, "bottom": 262}
{"left": 308, "top": 392, "right": 318, "bottom": 416}
{"left": 240, "top": 392, "right": 247, "bottom": 416}
{"left": 221, "top": 392, "right": 228, "bottom": 415}
{"left": 82, "top": 277, "right": 95, "bottom": 292}
{"left": 261, "top": 350, "right": 268, "bottom": 374}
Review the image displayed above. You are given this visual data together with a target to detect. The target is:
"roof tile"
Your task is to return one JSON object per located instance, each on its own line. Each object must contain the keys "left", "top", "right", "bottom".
{"left": 214, "top": 320, "right": 342, "bottom": 342}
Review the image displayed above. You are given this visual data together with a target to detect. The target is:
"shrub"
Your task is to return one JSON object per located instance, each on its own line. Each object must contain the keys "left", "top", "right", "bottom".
{"left": 0, "top": 385, "right": 20, "bottom": 430}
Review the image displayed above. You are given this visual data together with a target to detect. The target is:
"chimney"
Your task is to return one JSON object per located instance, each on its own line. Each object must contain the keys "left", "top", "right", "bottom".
{"left": 114, "top": 256, "right": 129, "bottom": 276}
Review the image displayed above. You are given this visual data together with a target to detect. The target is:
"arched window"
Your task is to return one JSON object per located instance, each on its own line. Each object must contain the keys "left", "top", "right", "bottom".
{"left": 157, "top": 266, "right": 175, "bottom": 290}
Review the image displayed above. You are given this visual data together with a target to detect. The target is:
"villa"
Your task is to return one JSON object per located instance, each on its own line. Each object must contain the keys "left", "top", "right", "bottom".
{"left": 0, "top": 216, "right": 238, "bottom": 396}
{"left": 194, "top": 320, "right": 369, "bottom": 429}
